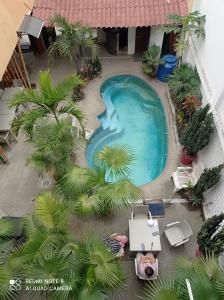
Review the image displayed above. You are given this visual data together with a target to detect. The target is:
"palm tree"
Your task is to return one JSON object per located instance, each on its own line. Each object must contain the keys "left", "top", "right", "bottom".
{"left": 168, "top": 63, "right": 201, "bottom": 103}
{"left": 141, "top": 255, "right": 224, "bottom": 300}
{"left": 9, "top": 70, "right": 85, "bottom": 139}
{"left": 56, "top": 145, "right": 142, "bottom": 217}
{"left": 164, "top": 11, "right": 206, "bottom": 62}
{"left": 48, "top": 14, "right": 97, "bottom": 73}
{"left": 27, "top": 120, "right": 84, "bottom": 180}
{"left": 3, "top": 192, "right": 126, "bottom": 300}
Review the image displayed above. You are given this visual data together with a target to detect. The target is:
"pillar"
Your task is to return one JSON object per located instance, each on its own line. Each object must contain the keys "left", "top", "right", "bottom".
{"left": 128, "top": 27, "right": 136, "bottom": 55}
{"left": 149, "top": 26, "right": 164, "bottom": 55}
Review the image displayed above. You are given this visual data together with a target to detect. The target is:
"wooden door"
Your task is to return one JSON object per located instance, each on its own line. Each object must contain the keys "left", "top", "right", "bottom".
{"left": 135, "top": 27, "right": 150, "bottom": 53}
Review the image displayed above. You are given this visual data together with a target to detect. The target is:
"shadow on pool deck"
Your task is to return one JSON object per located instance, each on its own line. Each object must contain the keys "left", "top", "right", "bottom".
{"left": 70, "top": 203, "right": 203, "bottom": 300}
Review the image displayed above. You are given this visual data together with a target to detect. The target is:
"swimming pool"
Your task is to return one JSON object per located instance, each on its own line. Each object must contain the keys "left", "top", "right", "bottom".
{"left": 86, "top": 75, "right": 168, "bottom": 186}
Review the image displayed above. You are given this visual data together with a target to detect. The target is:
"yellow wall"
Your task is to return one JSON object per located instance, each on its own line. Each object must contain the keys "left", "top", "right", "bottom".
{"left": 187, "top": 0, "right": 195, "bottom": 11}
{"left": 0, "top": 0, "right": 34, "bottom": 79}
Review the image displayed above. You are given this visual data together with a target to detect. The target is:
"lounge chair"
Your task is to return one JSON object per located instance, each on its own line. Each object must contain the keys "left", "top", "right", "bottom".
{"left": 164, "top": 220, "right": 193, "bottom": 247}
{"left": 131, "top": 205, "right": 149, "bottom": 219}
{"left": 171, "top": 162, "right": 204, "bottom": 193}
{"left": 134, "top": 256, "right": 158, "bottom": 280}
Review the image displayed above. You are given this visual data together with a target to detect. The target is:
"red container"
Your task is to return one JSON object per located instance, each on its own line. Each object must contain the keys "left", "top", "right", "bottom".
{"left": 180, "top": 148, "right": 196, "bottom": 165}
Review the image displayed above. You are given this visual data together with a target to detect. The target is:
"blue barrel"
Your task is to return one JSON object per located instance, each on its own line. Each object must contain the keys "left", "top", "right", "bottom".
{"left": 157, "top": 55, "right": 177, "bottom": 82}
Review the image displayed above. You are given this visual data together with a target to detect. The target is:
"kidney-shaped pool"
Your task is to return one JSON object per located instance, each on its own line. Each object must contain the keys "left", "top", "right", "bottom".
{"left": 86, "top": 75, "right": 168, "bottom": 186}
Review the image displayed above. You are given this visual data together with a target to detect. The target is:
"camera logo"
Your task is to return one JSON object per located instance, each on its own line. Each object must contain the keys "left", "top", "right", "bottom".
{"left": 9, "top": 279, "right": 22, "bottom": 291}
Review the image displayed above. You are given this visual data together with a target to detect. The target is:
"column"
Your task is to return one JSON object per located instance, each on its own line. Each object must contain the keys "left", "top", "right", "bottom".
{"left": 128, "top": 27, "right": 136, "bottom": 55}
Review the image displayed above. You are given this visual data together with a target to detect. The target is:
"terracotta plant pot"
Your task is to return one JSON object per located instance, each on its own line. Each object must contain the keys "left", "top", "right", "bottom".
{"left": 180, "top": 147, "right": 196, "bottom": 165}
{"left": 195, "top": 243, "right": 203, "bottom": 257}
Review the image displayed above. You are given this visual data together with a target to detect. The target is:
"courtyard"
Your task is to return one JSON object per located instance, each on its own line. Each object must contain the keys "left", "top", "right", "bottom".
{"left": 0, "top": 55, "right": 204, "bottom": 299}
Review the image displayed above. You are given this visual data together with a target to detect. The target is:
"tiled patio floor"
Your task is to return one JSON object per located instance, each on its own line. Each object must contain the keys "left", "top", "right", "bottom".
{"left": 70, "top": 203, "right": 203, "bottom": 299}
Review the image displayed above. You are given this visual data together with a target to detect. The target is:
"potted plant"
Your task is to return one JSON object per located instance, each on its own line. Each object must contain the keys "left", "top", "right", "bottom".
{"left": 168, "top": 63, "right": 202, "bottom": 104}
{"left": 180, "top": 104, "right": 214, "bottom": 164}
{"left": 142, "top": 44, "right": 162, "bottom": 78}
{"left": 197, "top": 213, "right": 224, "bottom": 256}
{"left": 185, "top": 164, "right": 224, "bottom": 205}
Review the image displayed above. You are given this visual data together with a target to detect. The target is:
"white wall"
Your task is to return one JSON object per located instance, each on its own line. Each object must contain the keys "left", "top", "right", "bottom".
{"left": 149, "top": 26, "right": 164, "bottom": 55}
{"left": 198, "top": 129, "right": 224, "bottom": 219}
{"left": 184, "top": 0, "right": 224, "bottom": 218}
{"left": 128, "top": 27, "right": 136, "bottom": 55}
{"left": 189, "top": 0, "right": 224, "bottom": 106}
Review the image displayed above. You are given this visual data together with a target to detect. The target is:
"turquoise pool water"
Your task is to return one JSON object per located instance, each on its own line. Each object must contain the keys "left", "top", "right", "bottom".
{"left": 86, "top": 75, "right": 168, "bottom": 186}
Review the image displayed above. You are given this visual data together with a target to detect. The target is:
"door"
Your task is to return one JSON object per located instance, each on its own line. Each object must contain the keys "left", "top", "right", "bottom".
{"left": 135, "top": 27, "right": 150, "bottom": 53}
{"left": 106, "top": 29, "right": 118, "bottom": 55}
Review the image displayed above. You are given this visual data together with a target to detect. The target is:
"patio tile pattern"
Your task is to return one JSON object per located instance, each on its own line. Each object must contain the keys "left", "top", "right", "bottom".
{"left": 33, "top": 0, "right": 187, "bottom": 27}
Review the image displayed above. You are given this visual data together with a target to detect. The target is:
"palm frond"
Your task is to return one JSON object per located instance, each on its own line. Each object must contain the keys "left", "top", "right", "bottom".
{"left": 11, "top": 108, "right": 49, "bottom": 139}
{"left": 8, "top": 89, "right": 42, "bottom": 109}
{"left": 55, "top": 74, "right": 84, "bottom": 103}
{"left": 58, "top": 102, "right": 85, "bottom": 132}
{"left": 0, "top": 266, "right": 20, "bottom": 300}
{"left": 98, "top": 179, "right": 142, "bottom": 212}
{"left": 141, "top": 278, "right": 181, "bottom": 300}
{"left": 56, "top": 167, "right": 92, "bottom": 200}
{"left": 35, "top": 192, "right": 69, "bottom": 231}
{"left": 95, "top": 145, "right": 136, "bottom": 180}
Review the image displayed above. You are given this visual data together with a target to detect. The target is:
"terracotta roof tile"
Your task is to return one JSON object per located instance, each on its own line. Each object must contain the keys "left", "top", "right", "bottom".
{"left": 33, "top": 0, "right": 188, "bottom": 28}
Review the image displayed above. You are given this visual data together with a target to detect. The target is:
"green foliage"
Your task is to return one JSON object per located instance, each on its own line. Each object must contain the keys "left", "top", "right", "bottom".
{"left": 1, "top": 194, "right": 126, "bottom": 300}
{"left": 189, "top": 164, "right": 224, "bottom": 205}
{"left": 48, "top": 14, "right": 98, "bottom": 73}
{"left": 197, "top": 214, "right": 224, "bottom": 256}
{"left": 180, "top": 104, "right": 214, "bottom": 156}
{"left": 168, "top": 63, "right": 201, "bottom": 103}
{"left": 164, "top": 11, "right": 206, "bottom": 60}
{"left": 142, "top": 44, "right": 161, "bottom": 77}
{"left": 27, "top": 120, "right": 84, "bottom": 180}
{"left": 56, "top": 145, "right": 142, "bottom": 217}
{"left": 87, "top": 56, "right": 102, "bottom": 79}
{"left": 141, "top": 255, "right": 224, "bottom": 300}
{"left": 9, "top": 70, "right": 85, "bottom": 139}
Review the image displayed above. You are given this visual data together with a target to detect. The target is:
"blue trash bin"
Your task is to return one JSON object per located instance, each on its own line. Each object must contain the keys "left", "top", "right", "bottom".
{"left": 157, "top": 55, "right": 177, "bottom": 82}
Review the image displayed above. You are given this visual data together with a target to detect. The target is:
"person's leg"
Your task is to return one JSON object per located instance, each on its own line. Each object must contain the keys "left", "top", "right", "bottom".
{"left": 136, "top": 252, "right": 144, "bottom": 263}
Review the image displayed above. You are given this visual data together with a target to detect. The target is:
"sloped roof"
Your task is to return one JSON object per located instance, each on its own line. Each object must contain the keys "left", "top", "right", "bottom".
{"left": 33, "top": 0, "right": 188, "bottom": 28}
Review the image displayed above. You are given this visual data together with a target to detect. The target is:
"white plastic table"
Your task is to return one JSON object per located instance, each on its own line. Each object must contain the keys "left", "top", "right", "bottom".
{"left": 0, "top": 101, "right": 15, "bottom": 115}
{"left": 129, "top": 219, "right": 161, "bottom": 252}
{"left": 0, "top": 87, "right": 23, "bottom": 101}
{"left": 0, "top": 114, "right": 15, "bottom": 131}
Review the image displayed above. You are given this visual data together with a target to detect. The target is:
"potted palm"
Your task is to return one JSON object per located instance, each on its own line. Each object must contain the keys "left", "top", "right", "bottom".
{"left": 184, "top": 164, "right": 224, "bottom": 205}
{"left": 142, "top": 44, "right": 162, "bottom": 78}
{"left": 180, "top": 104, "right": 213, "bottom": 164}
{"left": 56, "top": 145, "right": 142, "bottom": 217}
{"left": 197, "top": 213, "right": 224, "bottom": 256}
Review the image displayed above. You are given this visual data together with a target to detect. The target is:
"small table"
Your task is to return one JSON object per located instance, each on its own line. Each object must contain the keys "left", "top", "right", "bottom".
{"left": 0, "top": 101, "right": 15, "bottom": 115}
{"left": 0, "top": 114, "right": 15, "bottom": 131}
{"left": 129, "top": 219, "right": 161, "bottom": 252}
{"left": 0, "top": 87, "right": 23, "bottom": 101}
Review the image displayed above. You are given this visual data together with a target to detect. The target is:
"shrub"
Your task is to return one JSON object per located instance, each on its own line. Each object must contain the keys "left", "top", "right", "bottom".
{"left": 197, "top": 213, "right": 224, "bottom": 255}
{"left": 180, "top": 104, "right": 214, "bottom": 156}
{"left": 168, "top": 63, "right": 201, "bottom": 103}
{"left": 142, "top": 44, "right": 161, "bottom": 77}
{"left": 189, "top": 164, "right": 224, "bottom": 205}
{"left": 87, "top": 56, "right": 102, "bottom": 79}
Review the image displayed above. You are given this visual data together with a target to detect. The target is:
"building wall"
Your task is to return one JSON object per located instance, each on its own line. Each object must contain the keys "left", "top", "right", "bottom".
{"left": 184, "top": 0, "right": 224, "bottom": 218}
{"left": 149, "top": 27, "right": 164, "bottom": 57}
{"left": 199, "top": 129, "right": 224, "bottom": 219}
{"left": 0, "top": 0, "right": 34, "bottom": 79}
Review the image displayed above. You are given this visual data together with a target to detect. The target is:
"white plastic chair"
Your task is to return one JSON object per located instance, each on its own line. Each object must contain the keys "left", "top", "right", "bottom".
{"left": 131, "top": 205, "right": 149, "bottom": 219}
{"left": 171, "top": 162, "right": 204, "bottom": 193}
{"left": 134, "top": 257, "right": 158, "bottom": 280}
{"left": 164, "top": 220, "right": 193, "bottom": 247}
